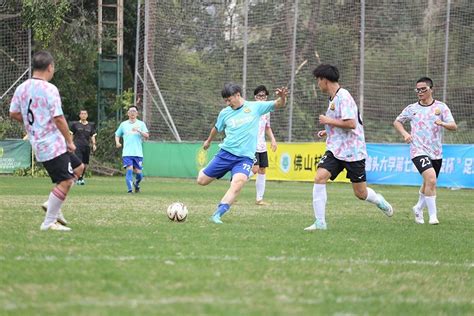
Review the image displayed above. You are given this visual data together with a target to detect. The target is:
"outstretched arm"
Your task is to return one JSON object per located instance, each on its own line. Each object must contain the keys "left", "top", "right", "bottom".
{"left": 203, "top": 126, "right": 218, "bottom": 150}
{"left": 274, "top": 87, "right": 289, "bottom": 109}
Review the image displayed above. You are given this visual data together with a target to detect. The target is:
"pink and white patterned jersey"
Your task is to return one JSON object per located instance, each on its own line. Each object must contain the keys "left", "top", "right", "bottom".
{"left": 256, "top": 113, "right": 271, "bottom": 153}
{"left": 395, "top": 100, "right": 454, "bottom": 159}
{"left": 9, "top": 78, "right": 67, "bottom": 162}
{"left": 325, "top": 88, "right": 367, "bottom": 162}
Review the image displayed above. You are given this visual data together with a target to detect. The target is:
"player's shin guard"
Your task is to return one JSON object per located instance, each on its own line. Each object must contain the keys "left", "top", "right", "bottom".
{"left": 213, "top": 203, "right": 230, "bottom": 217}
{"left": 313, "top": 184, "right": 327, "bottom": 224}
{"left": 126, "top": 169, "right": 133, "bottom": 192}
{"left": 256, "top": 174, "right": 266, "bottom": 201}
{"left": 44, "top": 187, "right": 66, "bottom": 226}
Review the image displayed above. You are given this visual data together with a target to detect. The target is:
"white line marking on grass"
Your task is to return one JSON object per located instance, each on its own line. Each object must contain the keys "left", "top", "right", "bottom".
{"left": 2, "top": 294, "right": 472, "bottom": 311}
{"left": 266, "top": 256, "right": 474, "bottom": 268}
{"left": 1, "top": 255, "right": 472, "bottom": 268}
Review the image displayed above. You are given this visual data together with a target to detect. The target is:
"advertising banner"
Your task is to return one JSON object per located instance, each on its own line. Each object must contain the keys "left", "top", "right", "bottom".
{"left": 366, "top": 144, "right": 474, "bottom": 189}
{"left": 0, "top": 140, "right": 32, "bottom": 174}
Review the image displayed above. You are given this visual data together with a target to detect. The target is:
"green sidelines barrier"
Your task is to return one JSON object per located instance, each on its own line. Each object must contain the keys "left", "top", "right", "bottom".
{"left": 0, "top": 140, "right": 32, "bottom": 174}
{"left": 143, "top": 141, "right": 222, "bottom": 178}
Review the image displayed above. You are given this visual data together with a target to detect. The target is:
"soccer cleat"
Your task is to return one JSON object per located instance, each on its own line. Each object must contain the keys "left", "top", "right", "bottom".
{"left": 41, "top": 202, "right": 68, "bottom": 226}
{"left": 376, "top": 194, "right": 394, "bottom": 217}
{"left": 134, "top": 182, "right": 140, "bottom": 193}
{"left": 127, "top": 190, "right": 133, "bottom": 194}
{"left": 304, "top": 219, "right": 327, "bottom": 231}
{"left": 412, "top": 206, "right": 425, "bottom": 224}
{"left": 429, "top": 217, "right": 439, "bottom": 225}
{"left": 255, "top": 200, "right": 269, "bottom": 206}
{"left": 210, "top": 214, "right": 223, "bottom": 224}
{"left": 40, "top": 221, "right": 71, "bottom": 231}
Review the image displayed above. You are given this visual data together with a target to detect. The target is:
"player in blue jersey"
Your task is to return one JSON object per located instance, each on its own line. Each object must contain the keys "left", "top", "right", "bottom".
{"left": 115, "top": 106, "right": 149, "bottom": 193}
{"left": 197, "top": 82, "right": 288, "bottom": 224}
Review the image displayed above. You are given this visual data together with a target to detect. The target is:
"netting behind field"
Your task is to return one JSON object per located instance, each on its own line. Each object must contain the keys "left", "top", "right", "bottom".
{"left": 0, "top": 2, "right": 30, "bottom": 121}
{"left": 135, "top": 0, "right": 473, "bottom": 144}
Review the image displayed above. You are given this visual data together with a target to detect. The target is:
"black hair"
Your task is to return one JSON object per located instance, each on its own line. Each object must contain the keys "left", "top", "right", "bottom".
{"left": 312, "top": 64, "right": 339, "bottom": 82}
{"left": 128, "top": 105, "right": 138, "bottom": 111}
{"left": 32, "top": 51, "right": 54, "bottom": 72}
{"left": 253, "top": 85, "right": 269, "bottom": 96}
{"left": 221, "top": 83, "right": 242, "bottom": 98}
{"left": 416, "top": 77, "right": 433, "bottom": 88}
{"left": 79, "top": 109, "right": 88, "bottom": 113}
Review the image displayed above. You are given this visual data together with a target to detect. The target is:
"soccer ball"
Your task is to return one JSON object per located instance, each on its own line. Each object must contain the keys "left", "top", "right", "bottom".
{"left": 167, "top": 202, "right": 188, "bottom": 222}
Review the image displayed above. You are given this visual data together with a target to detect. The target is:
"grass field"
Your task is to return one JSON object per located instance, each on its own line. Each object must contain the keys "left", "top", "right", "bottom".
{"left": 0, "top": 175, "right": 472, "bottom": 315}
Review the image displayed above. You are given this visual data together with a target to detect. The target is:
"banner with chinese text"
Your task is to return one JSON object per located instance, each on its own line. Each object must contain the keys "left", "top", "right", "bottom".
{"left": 366, "top": 144, "right": 473, "bottom": 189}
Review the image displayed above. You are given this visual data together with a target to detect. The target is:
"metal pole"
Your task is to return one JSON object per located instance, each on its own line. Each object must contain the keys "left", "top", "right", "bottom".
{"left": 142, "top": 0, "right": 149, "bottom": 122}
{"left": 359, "top": 0, "right": 365, "bottom": 119}
{"left": 288, "top": 0, "right": 298, "bottom": 142}
{"left": 442, "top": 0, "right": 451, "bottom": 103}
{"left": 242, "top": 0, "right": 249, "bottom": 98}
{"left": 28, "top": 29, "right": 31, "bottom": 78}
{"left": 133, "top": 0, "right": 141, "bottom": 109}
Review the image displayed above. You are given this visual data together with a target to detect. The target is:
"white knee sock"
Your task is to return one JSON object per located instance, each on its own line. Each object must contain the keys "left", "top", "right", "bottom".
{"left": 425, "top": 196, "right": 437, "bottom": 218}
{"left": 414, "top": 190, "right": 426, "bottom": 210}
{"left": 313, "top": 184, "right": 327, "bottom": 223}
{"left": 256, "top": 174, "right": 266, "bottom": 201}
{"left": 44, "top": 187, "right": 66, "bottom": 226}
{"left": 365, "top": 187, "right": 379, "bottom": 205}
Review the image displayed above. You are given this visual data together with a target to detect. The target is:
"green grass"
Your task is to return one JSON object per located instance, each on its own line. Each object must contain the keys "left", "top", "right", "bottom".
{"left": 0, "top": 176, "right": 472, "bottom": 315}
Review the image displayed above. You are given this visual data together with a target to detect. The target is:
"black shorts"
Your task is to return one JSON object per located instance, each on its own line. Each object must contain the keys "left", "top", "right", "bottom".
{"left": 318, "top": 150, "right": 366, "bottom": 183}
{"left": 42, "top": 152, "right": 83, "bottom": 184}
{"left": 75, "top": 145, "right": 91, "bottom": 164}
{"left": 412, "top": 155, "right": 442, "bottom": 178}
{"left": 254, "top": 151, "right": 269, "bottom": 168}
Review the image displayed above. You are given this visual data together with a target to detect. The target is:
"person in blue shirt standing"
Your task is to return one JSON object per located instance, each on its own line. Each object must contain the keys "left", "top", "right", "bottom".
{"left": 198, "top": 82, "right": 288, "bottom": 224}
{"left": 115, "top": 106, "right": 149, "bottom": 193}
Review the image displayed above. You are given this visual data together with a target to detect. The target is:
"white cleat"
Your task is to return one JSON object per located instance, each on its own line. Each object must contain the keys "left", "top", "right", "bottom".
{"left": 304, "top": 219, "right": 327, "bottom": 231}
{"left": 42, "top": 202, "right": 68, "bottom": 226}
{"left": 40, "top": 221, "right": 71, "bottom": 231}
{"left": 376, "top": 194, "right": 394, "bottom": 217}
{"left": 412, "top": 206, "right": 425, "bottom": 224}
{"left": 429, "top": 217, "right": 439, "bottom": 225}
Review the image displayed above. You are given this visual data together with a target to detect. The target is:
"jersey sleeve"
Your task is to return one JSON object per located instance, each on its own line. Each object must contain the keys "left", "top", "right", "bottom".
{"left": 215, "top": 111, "right": 226, "bottom": 132}
{"left": 395, "top": 106, "right": 412, "bottom": 124}
{"left": 339, "top": 96, "right": 357, "bottom": 120}
{"left": 115, "top": 123, "right": 124, "bottom": 137}
{"left": 9, "top": 87, "right": 21, "bottom": 113}
{"left": 442, "top": 104, "right": 455, "bottom": 123}
{"left": 256, "top": 100, "right": 275, "bottom": 116}
{"left": 48, "top": 86, "right": 63, "bottom": 118}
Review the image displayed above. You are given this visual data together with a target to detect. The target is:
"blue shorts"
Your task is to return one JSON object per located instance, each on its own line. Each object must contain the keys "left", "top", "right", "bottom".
{"left": 203, "top": 149, "right": 254, "bottom": 179}
{"left": 123, "top": 156, "right": 143, "bottom": 170}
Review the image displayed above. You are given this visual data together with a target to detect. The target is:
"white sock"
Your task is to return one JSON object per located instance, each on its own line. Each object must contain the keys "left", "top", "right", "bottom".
{"left": 365, "top": 187, "right": 379, "bottom": 205}
{"left": 414, "top": 190, "right": 426, "bottom": 210}
{"left": 425, "top": 196, "right": 437, "bottom": 218}
{"left": 313, "top": 184, "right": 327, "bottom": 223}
{"left": 256, "top": 174, "right": 266, "bottom": 201}
{"left": 43, "top": 187, "right": 66, "bottom": 226}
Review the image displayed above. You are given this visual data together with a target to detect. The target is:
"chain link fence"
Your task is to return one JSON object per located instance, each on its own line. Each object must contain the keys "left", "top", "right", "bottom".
{"left": 135, "top": 0, "right": 473, "bottom": 144}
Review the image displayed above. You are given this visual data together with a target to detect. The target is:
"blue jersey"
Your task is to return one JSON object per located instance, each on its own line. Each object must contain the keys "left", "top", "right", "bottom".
{"left": 115, "top": 119, "right": 149, "bottom": 157}
{"left": 215, "top": 100, "right": 275, "bottom": 159}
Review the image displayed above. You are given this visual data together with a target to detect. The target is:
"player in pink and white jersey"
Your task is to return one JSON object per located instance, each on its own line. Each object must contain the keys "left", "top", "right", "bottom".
{"left": 304, "top": 64, "right": 394, "bottom": 231}
{"left": 394, "top": 77, "right": 457, "bottom": 225}
{"left": 251, "top": 85, "right": 277, "bottom": 206}
{"left": 10, "top": 51, "right": 83, "bottom": 231}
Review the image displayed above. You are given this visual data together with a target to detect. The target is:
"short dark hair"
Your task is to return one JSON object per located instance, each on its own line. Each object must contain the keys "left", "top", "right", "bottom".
{"left": 32, "top": 51, "right": 54, "bottom": 72}
{"left": 221, "top": 83, "right": 242, "bottom": 98}
{"left": 416, "top": 77, "right": 433, "bottom": 88}
{"left": 79, "top": 109, "right": 88, "bottom": 114}
{"left": 312, "top": 64, "right": 339, "bottom": 82}
{"left": 128, "top": 105, "right": 138, "bottom": 111}
{"left": 253, "top": 85, "right": 269, "bottom": 96}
